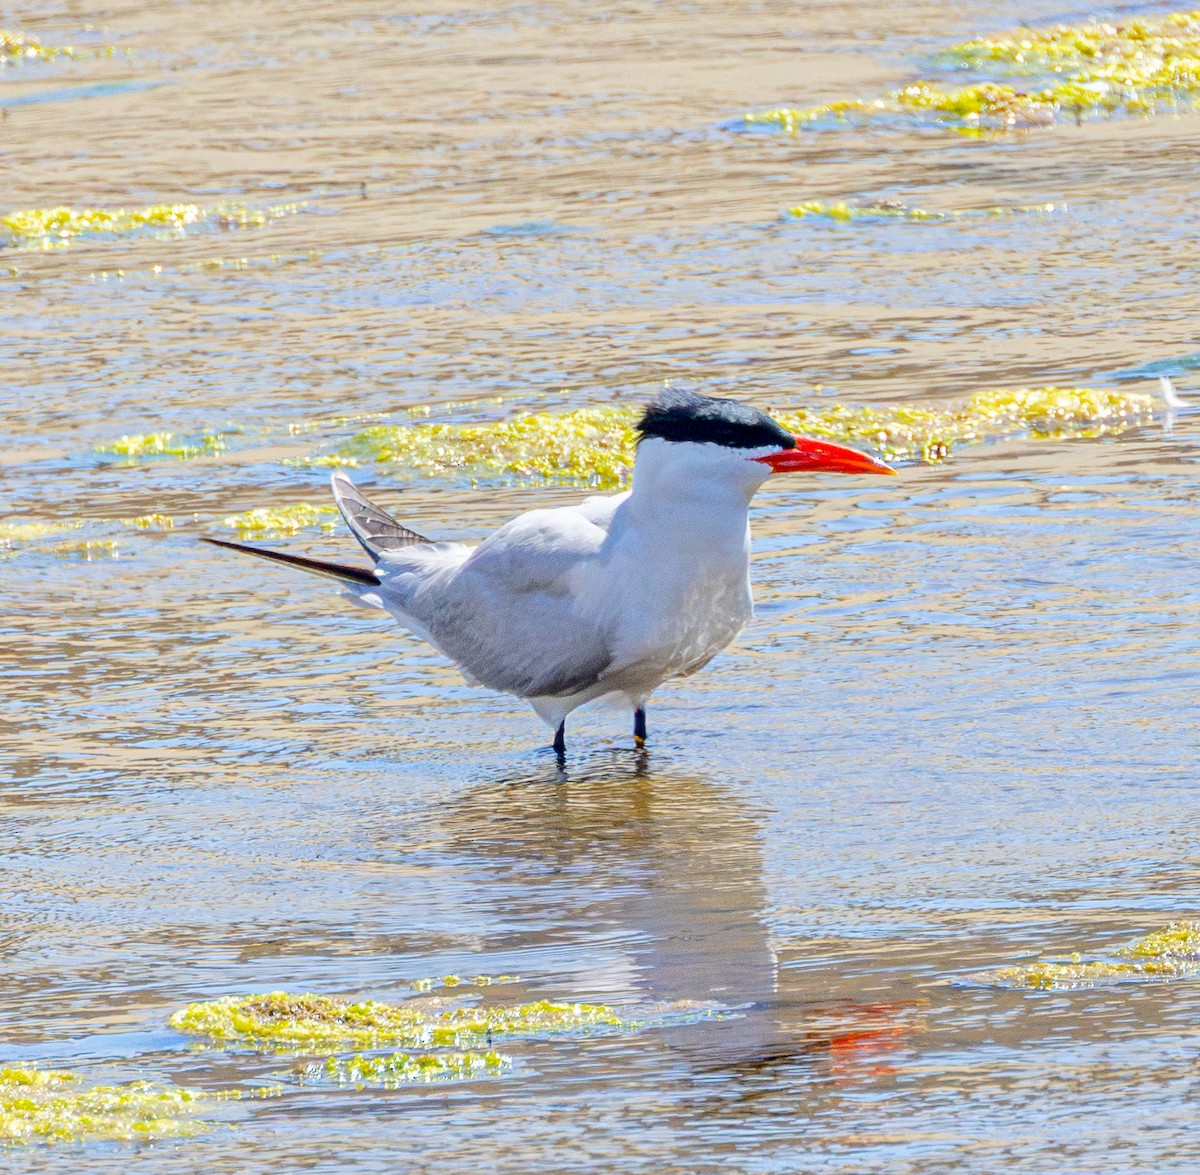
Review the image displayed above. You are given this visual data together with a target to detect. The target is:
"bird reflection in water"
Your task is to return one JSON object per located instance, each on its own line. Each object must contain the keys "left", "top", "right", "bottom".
{"left": 432, "top": 754, "right": 922, "bottom": 1095}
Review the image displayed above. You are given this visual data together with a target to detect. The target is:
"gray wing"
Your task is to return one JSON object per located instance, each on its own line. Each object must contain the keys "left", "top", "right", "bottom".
{"left": 330, "top": 471, "right": 430, "bottom": 557}
{"left": 395, "top": 500, "right": 621, "bottom": 699}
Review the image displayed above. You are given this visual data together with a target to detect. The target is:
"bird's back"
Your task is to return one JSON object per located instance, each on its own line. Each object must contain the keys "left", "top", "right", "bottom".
{"left": 376, "top": 494, "right": 625, "bottom": 698}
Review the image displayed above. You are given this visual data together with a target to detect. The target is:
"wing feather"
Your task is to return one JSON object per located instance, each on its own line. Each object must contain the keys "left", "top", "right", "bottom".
{"left": 393, "top": 501, "right": 621, "bottom": 698}
{"left": 330, "top": 471, "right": 430, "bottom": 557}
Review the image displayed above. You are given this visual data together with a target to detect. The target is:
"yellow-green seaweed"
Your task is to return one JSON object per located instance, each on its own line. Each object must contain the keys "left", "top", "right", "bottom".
{"left": 0, "top": 31, "right": 76, "bottom": 65}
{"left": 788, "top": 199, "right": 1057, "bottom": 222}
{"left": 747, "top": 8, "right": 1200, "bottom": 132}
{"left": 221, "top": 503, "right": 337, "bottom": 537}
{"left": 304, "top": 1050, "right": 510, "bottom": 1087}
{"left": 311, "top": 385, "right": 1155, "bottom": 487}
{"left": 979, "top": 955, "right": 1182, "bottom": 990}
{"left": 970, "top": 921, "right": 1200, "bottom": 989}
{"left": 749, "top": 99, "right": 880, "bottom": 130}
{"left": 408, "top": 973, "right": 520, "bottom": 993}
{"left": 747, "top": 82, "right": 1068, "bottom": 133}
{"left": 0, "top": 1065, "right": 258, "bottom": 1145}
{"left": 943, "top": 10, "right": 1200, "bottom": 75}
{"left": 1119, "top": 920, "right": 1200, "bottom": 960}
{"left": 170, "top": 991, "right": 626, "bottom": 1050}
{"left": 750, "top": 79, "right": 1119, "bottom": 132}
{"left": 3, "top": 202, "right": 301, "bottom": 246}
{"left": 313, "top": 406, "right": 636, "bottom": 486}
{"left": 96, "top": 431, "right": 227, "bottom": 461}
{"left": 90, "top": 386, "right": 1158, "bottom": 486}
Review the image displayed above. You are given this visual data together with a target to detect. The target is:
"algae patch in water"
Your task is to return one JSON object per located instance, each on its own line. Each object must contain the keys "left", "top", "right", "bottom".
{"left": 747, "top": 8, "right": 1200, "bottom": 132}
{"left": 1, "top": 31, "right": 78, "bottom": 65}
{"left": 310, "top": 385, "right": 1154, "bottom": 487}
{"left": 409, "top": 973, "right": 521, "bottom": 992}
{"left": 302, "top": 1050, "right": 510, "bottom": 1087}
{"left": 1118, "top": 920, "right": 1200, "bottom": 960}
{"left": 788, "top": 199, "right": 1057, "bottom": 223}
{"left": 96, "top": 431, "right": 228, "bottom": 461}
{"left": 0, "top": 1065, "right": 255, "bottom": 1145}
{"left": 92, "top": 387, "right": 1157, "bottom": 485}
{"left": 969, "top": 921, "right": 1200, "bottom": 990}
{"left": 751, "top": 79, "right": 1123, "bottom": 133}
{"left": 979, "top": 956, "right": 1178, "bottom": 990}
{"left": 778, "top": 385, "right": 1153, "bottom": 464}
{"left": 313, "top": 406, "right": 636, "bottom": 487}
{"left": 170, "top": 991, "right": 625, "bottom": 1050}
{"left": 747, "top": 83, "right": 1072, "bottom": 134}
{"left": 942, "top": 10, "right": 1200, "bottom": 76}
{"left": 221, "top": 503, "right": 337, "bottom": 537}
{"left": 2, "top": 202, "right": 301, "bottom": 247}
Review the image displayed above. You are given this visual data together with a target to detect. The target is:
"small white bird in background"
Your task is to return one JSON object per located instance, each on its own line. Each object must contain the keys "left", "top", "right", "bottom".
{"left": 205, "top": 390, "right": 897, "bottom": 756}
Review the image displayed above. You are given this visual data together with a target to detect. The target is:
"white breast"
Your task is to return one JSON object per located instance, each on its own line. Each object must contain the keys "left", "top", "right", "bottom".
{"left": 579, "top": 437, "right": 763, "bottom": 692}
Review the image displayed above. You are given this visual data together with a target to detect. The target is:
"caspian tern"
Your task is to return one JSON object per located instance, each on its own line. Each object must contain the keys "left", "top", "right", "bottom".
{"left": 204, "top": 390, "right": 896, "bottom": 755}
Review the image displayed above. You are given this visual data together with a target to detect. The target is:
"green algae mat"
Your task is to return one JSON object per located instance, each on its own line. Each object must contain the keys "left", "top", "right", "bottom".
{"left": 968, "top": 921, "right": 1200, "bottom": 990}
{"left": 786, "top": 200, "right": 1058, "bottom": 224}
{"left": 2, "top": 203, "right": 301, "bottom": 248}
{"left": 8, "top": 927, "right": 1200, "bottom": 1145}
{"left": 169, "top": 990, "right": 633, "bottom": 1049}
{"left": 91, "top": 385, "right": 1160, "bottom": 488}
{"left": 97, "top": 430, "right": 229, "bottom": 460}
{"left": 748, "top": 9, "right": 1200, "bottom": 133}
{"left": 299, "top": 385, "right": 1157, "bottom": 485}
{"left": 221, "top": 504, "right": 338, "bottom": 537}
{"left": 304, "top": 1050, "right": 510, "bottom": 1087}
{"left": 0, "top": 30, "right": 101, "bottom": 65}
{"left": 0, "top": 1066, "right": 268, "bottom": 1145}
{"left": 2, "top": 980, "right": 713, "bottom": 1145}
{"left": 168, "top": 986, "right": 724, "bottom": 1094}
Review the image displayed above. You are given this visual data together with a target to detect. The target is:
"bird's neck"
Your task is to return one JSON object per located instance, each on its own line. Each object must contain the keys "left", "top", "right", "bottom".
{"left": 626, "top": 481, "right": 753, "bottom": 541}
{"left": 624, "top": 445, "right": 756, "bottom": 548}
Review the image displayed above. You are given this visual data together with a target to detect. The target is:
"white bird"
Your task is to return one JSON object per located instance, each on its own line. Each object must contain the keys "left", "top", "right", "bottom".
{"left": 204, "top": 390, "right": 896, "bottom": 755}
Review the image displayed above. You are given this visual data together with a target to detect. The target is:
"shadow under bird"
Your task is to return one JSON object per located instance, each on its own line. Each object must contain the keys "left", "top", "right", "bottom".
{"left": 204, "top": 390, "right": 897, "bottom": 755}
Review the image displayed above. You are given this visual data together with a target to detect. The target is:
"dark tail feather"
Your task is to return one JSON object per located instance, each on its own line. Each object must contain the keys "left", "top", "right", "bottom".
{"left": 201, "top": 537, "right": 380, "bottom": 586}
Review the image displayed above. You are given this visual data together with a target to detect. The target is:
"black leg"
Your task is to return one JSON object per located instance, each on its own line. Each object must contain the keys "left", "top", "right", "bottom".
{"left": 633, "top": 706, "right": 647, "bottom": 749}
{"left": 553, "top": 721, "right": 566, "bottom": 759}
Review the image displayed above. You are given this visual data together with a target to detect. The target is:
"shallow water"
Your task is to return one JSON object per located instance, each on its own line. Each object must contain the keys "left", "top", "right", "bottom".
{"left": 4, "top": 0, "right": 1200, "bottom": 1169}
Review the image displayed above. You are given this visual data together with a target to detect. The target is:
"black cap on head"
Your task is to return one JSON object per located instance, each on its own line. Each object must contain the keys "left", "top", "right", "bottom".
{"left": 636, "top": 389, "right": 795, "bottom": 451}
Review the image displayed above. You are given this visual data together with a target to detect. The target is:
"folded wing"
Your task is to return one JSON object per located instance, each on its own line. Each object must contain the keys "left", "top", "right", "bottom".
{"left": 331, "top": 470, "right": 430, "bottom": 556}
{"left": 393, "top": 501, "right": 621, "bottom": 699}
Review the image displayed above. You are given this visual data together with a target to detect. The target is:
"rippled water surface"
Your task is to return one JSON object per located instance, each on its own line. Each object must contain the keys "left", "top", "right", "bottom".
{"left": 4, "top": 0, "right": 1200, "bottom": 1169}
